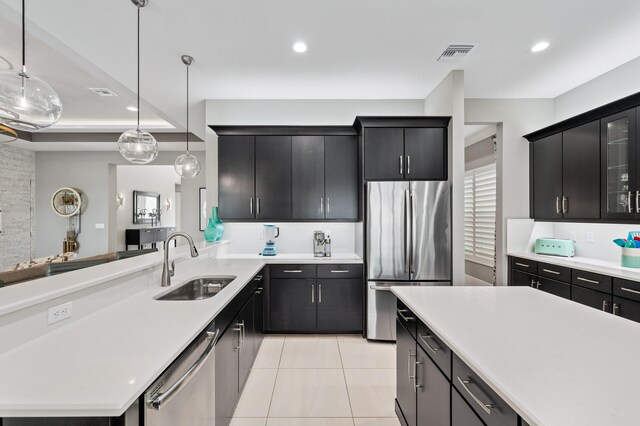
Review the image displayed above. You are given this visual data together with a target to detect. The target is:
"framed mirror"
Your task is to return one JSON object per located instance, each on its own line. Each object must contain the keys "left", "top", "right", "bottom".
{"left": 133, "top": 191, "right": 161, "bottom": 225}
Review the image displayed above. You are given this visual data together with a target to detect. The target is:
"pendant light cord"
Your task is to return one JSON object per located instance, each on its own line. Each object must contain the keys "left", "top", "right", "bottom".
{"left": 186, "top": 63, "right": 189, "bottom": 153}
{"left": 21, "top": 0, "right": 26, "bottom": 70}
{"left": 136, "top": 6, "right": 140, "bottom": 129}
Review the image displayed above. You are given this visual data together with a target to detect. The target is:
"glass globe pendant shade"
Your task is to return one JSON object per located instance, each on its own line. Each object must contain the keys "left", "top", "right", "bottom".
{"left": 117, "top": 128, "right": 159, "bottom": 164}
{"left": 0, "top": 69, "right": 62, "bottom": 131}
{"left": 174, "top": 152, "right": 201, "bottom": 179}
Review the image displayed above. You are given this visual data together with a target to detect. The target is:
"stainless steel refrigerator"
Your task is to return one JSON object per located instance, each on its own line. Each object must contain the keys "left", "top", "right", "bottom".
{"left": 366, "top": 181, "right": 451, "bottom": 341}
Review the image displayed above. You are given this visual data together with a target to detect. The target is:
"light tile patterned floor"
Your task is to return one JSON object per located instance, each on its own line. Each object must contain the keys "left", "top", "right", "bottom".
{"left": 231, "top": 335, "right": 400, "bottom": 426}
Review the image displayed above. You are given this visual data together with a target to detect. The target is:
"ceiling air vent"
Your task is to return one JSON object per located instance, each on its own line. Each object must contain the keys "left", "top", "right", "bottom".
{"left": 89, "top": 88, "right": 117, "bottom": 97}
{"left": 437, "top": 44, "right": 475, "bottom": 62}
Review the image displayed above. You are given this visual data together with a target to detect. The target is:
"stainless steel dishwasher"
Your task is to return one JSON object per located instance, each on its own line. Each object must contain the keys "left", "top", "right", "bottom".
{"left": 144, "top": 321, "right": 220, "bottom": 426}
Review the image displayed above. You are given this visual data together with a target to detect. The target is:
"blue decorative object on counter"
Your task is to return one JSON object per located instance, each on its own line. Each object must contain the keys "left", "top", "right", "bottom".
{"left": 211, "top": 207, "right": 224, "bottom": 242}
{"left": 622, "top": 247, "right": 640, "bottom": 268}
{"left": 203, "top": 216, "right": 218, "bottom": 242}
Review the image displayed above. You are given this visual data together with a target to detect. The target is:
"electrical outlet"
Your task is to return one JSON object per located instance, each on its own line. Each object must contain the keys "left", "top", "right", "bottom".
{"left": 47, "top": 302, "right": 73, "bottom": 325}
{"left": 586, "top": 232, "right": 595, "bottom": 244}
{"left": 570, "top": 231, "right": 577, "bottom": 241}
{"left": 257, "top": 231, "right": 264, "bottom": 240}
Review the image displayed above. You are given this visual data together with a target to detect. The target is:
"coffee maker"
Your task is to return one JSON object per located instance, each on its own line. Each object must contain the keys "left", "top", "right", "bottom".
{"left": 313, "top": 231, "right": 325, "bottom": 257}
{"left": 262, "top": 224, "right": 280, "bottom": 256}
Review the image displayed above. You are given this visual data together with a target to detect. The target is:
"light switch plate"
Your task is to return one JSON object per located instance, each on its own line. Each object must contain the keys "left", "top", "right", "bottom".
{"left": 586, "top": 232, "right": 595, "bottom": 243}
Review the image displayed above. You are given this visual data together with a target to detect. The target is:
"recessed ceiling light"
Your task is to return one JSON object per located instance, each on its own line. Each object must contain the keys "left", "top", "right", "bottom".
{"left": 293, "top": 42, "right": 307, "bottom": 53}
{"left": 531, "top": 41, "right": 550, "bottom": 53}
{"left": 126, "top": 106, "right": 138, "bottom": 112}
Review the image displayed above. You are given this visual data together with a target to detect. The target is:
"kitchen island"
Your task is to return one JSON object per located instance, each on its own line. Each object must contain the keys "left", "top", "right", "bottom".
{"left": 391, "top": 286, "right": 640, "bottom": 426}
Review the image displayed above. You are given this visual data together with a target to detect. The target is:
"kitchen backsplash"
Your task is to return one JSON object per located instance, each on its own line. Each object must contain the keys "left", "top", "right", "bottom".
{"left": 222, "top": 223, "right": 356, "bottom": 254}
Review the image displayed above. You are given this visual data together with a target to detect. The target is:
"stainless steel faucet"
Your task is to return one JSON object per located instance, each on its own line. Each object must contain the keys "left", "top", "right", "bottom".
{"left": 161, "top": 232, "right": 199, "bottom": 287}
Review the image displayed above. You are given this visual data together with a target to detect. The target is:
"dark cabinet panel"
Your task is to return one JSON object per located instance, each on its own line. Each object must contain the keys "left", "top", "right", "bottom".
{"left": 255, "top": 136, "right": 292, "bottom": 220}
{"left": 270, "top": 264, "right": 316, "bottom": 279}
{"left": 510, "top": 269, "right": 536, "bottom": 287}
{"left": 292, "top": 136, "right": 325, "bottom": 219}
{"left": 396, "top": 320, "right": 417, "bottom": 426}
{"left": 451, "top": 388, "right": 484, "bottom": 426}
{"left": 416, "top": 321, "right": 451, "bottom": 379}
{"left": 572, "top": 269, "right": 612, "bottom": 293}
{"left": 215, "top": 323, "right": 240, "bottom": 426}
{"left": 269, "top": 279, "right": 316, "bottom": 331}
{"left": 416, "top": 345, "right": 450, "bottom": 426}
{"left": 572, "top": 285, "right": 611, "bottom": 313}
{"left": 613, "top": 277, "right": 640, "bottom": 302}
{"left": 601, "top": 109, "right": 637, "bottom": 220}
{"left": 613, "top": 296, "right": 640, "bottom": 323}
{"left": 253, "top": 277, "right": 265, "bottom": 357}
{"left": 537, "top": 277, "right": 571, "bottom": 299}
{"left": 325, "top": 135, "right": 358, "bottom": 219}
{"left": 317, "top": 263, "right": 363, "bottom": 278}
{"left": 404, "top": 128, "right": 446, "bottom": 180}
{"left": 238, "top": 300, "right": 254, "bottom": 391}
{"left": 532, "top": 133, "right": 563, "bottom": 219}
{"left": 562, "top": 121, "right": 600, "bottom": 219}
{"left": 316, "top": 279, "right": 363, "bottom": 332}
{"left": 510, "top": 257, "right": 537, "bottom": 273}
{"left": 218, "top": 136, "right": 255, "bottom": 220}
{"left": 364, "top": 128, "right": 405, "bottom": 180}
{"left": 537, "top": 262, "right": 571, "bottom": 282}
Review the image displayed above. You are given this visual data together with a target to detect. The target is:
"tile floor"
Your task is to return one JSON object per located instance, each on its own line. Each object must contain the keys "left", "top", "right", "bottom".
{"left": 231, "top": 335, "right": 401, "bottom": 426}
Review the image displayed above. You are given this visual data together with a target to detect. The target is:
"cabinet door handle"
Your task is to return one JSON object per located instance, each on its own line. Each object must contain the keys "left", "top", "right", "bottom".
{"left": 577, "top": 276, "right": 600, "bottom": 285}
{"left": 250, "top": 198, "right": 254, "bottom": 215}
{"left": 399, "top": 156, "right": 403, "bottom": 175}
{"left": 311, "top": 284, "right": 315, "bottom": 303}
{"left": 397, "top": 309, "right": 415, "bottom": 321}
{"left": 629, "top": 191, "right": 633, "bottom": 213}
{"left": 536, "top": 280, "right": 541, "bottom": 289}
{"left": 530, "top": 278, "right": 536, "bottom": 288}
{"left": 556, "top": 196, "right": 560, "bottom": 214}
{"left": 621, "top": 287, "right": 640, "bottom": 296}
{"left": 318, "top": 284, "right": 322, "bottom": 303}
{"left": 407, "top": 350, "right": 413, "bottom": 382}
{"left": 413, "top": 357, "right": 421, "bottom": 392}
{"left": 257, "top": 197, "right": 261, "bottom": 215}
{"left": 406, "top": 156, "right": 411, "bottom": 175}
{"left": 613, "top": 303, "right": 620, "bottom": 316}
{"left": 283, "top": 269, "right": 303, "bottom": 273}
{"left": 457, "top": 376, "right": 494, "bottom": 415}
{"left": 419, "top": 334, "right": 441, "bottom": 354}
{"left": 602, "top": 300, "right": 609, "bottom": 312}
{"left": 562, "top": 196, "right": 568, "bottom": 214}
{"left": 542, "top": 268, "right": 560, "bottom": 275}
{"left": 636, "top": 190, "right": 640, "bottom": 214}
{"left": 515, "top": 262, "right": 530, "bottom": 268}
{"left": 233, "top": 323, "right": 242, "bottom": 350}
{"left": 326, "top": 197, "right": 330, "bottom": 215}
{"left": 320, "top": 197, "right": 324, "bottom": 215}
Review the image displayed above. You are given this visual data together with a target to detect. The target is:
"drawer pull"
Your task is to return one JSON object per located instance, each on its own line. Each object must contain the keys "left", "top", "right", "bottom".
{"left": 514, "top": 262, "right": 530, "bottom": 268}
{"left": 457, "top": 376, "right": 494, "bottom": 415}
{"left": 370, "top": 285, "right": 393, "bottom": 291}
{"left": 621, "top": 287, "right": 640, "bottom": 296}
{"left": 542, "top": 268, "right": 560, "bottom": 275}
{"left": 577, "top": 277, "right": 600, "bottom": 285}
{"left": 397, "top": 309, "right": 415, "bottom": 322}
{"left": 419, "top": 334, "right": 441, "bottom": 354}
{"left": 613, "top": 303, "right": 620, "bottom": 316}
{"left": 283, "top": 269, "right": 303, "bottom": 273}
{"left": 330, "top": 270, "right": 350, "bottom": 273}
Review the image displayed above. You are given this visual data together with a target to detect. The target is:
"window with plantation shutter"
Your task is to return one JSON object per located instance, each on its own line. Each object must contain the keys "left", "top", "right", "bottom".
{"left": 464, "top": 163, "right": 496, "bottom": 266}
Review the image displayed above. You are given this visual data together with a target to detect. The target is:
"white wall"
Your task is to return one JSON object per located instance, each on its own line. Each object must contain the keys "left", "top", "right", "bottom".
{"left": 115, "top": 165, "right": 180, "bottom": 250}
{"left": 555, "top": 56, "right": 640, "bottom": 122}
{"left": 465, "top": 99, "right": 555, "bottom": 285}
{"left": 204, "top": 99, "right": 425, "bottom": 253}
{"left": 424, "top": 71, "right": 465, "bottom": 286}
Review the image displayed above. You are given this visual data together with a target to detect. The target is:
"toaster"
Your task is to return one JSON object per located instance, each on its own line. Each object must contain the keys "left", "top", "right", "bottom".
{"left": 534, "top": 238, "right": 576, "bottom": 257}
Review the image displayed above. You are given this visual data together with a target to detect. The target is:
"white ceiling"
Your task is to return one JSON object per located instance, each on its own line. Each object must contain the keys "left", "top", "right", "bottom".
{"left": 1, "top": 0, "right": 640, "bottom": 136}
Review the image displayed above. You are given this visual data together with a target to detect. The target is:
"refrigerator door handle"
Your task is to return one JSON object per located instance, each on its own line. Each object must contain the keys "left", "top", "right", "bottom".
{"left": 404, "top": 189, "right": 411, "bottom": 273}
{"left": 410, "top": 188, "right": 416, "bottom": 274}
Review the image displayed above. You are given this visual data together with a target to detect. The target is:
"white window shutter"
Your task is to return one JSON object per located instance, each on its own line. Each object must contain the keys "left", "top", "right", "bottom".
{"left": 464, "top": 164, "right": 496, "bottom": 267}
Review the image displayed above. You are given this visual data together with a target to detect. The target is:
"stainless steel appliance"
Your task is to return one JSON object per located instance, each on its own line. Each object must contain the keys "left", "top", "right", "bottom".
{"left": 144, "top": 322, "right": 220, "bottom": 426}
{"left": 366, "top": 181, "right": 451, "bottom": 341}
{"left": 313, "top": 230, "right": 325, "bottom": 257}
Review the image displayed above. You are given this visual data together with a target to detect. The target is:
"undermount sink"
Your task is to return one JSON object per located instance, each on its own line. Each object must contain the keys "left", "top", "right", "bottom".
{"left": 155, "top": 276, "right": 236, "bottom": 301}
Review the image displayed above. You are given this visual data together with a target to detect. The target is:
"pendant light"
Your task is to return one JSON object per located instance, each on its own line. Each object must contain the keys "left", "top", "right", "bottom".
{"left": 174, "top": 55, "right": 201, "bottom": 179}
{"left": 0, "top": 0, "right": 62, "bottom": 131}
{"left": 118, "top": 0, "right": 158, "bottom": 164}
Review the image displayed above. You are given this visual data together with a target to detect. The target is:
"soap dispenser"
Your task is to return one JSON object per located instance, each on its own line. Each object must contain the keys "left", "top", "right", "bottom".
{"left": 324, "top": 233, "right": 332, "bottom": 257}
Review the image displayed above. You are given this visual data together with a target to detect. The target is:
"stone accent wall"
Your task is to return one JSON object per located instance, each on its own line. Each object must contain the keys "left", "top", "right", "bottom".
{"left": 0, "top": 145, "right": 35, "bottom": 271}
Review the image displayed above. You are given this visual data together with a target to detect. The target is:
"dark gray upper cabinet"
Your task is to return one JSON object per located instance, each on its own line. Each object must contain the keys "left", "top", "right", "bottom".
{"left": 255, "top": 136, "right": 292, "bottom": 220}
{"left": 562, "top": 121, "right": 600, "bottom": 219}
{"left": 292, "top": 136, "right": 325, "bottom": 220}
{"left": 218, "top": 135, "right": 255, "bottom": 220}
{"left": 601, "top": 108, "right": 637, "bottom": 220}
{"left": 404, "top": 128, "right": 447, "bottom": 180}
{"left": 364, "top": 128, "right": 405, "bottom": 180}
{"left": 325, "top": 135, "right": 358, "bottom": 220}
{"left": 532, "top": 133, "right": 563, "bottom": 220}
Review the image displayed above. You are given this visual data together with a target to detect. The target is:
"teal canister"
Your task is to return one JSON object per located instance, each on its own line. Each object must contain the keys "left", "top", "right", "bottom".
{"left": 203, "top": 217, "right": 218, "bottom": 242}
{"left": 621, "top": 247, "right": 640, "bottom": 268}
{"left": 211, "top": 207, "right": 225, "bottom": 242}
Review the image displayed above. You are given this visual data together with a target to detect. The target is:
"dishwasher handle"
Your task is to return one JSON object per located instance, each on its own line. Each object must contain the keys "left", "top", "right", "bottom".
{"left": 147, "top": 329, "right": 220, "bottom": 410}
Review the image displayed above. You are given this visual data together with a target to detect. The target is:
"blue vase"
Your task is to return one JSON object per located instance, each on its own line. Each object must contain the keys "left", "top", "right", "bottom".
{"left": 203, "top": 217, "right": 218, "bottom": 243}
{"left": 211, "top": 207, "right": 225, "bottom": 242}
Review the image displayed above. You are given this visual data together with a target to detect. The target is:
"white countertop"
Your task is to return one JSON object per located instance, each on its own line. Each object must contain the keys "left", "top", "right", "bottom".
{"left": 392, "top": 286, "right": 640, "bottom": 426}
{"left": 0, "top": 252, "right": 362, "bottom": 417}
{"left": 508, "top": 251, "right": 640, "bottom": 282}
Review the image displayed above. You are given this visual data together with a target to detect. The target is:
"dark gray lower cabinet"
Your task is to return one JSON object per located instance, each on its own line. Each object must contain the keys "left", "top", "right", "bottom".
{"left": 396, "top": 319, "right": 417, "bottom": 426}
{"left": 452, "top": 388, "right": 484, "bottom": 426}
{"left": 613, "top": 296, "right": 640, "bottom": 322}
{"left": 215, "top": 318, "right": 240, "bottom": 426}
{"left": 269, "top": 278, "right": 316, "bottom": 332}
{"left": 536, "top": 277, "right": 571, "bottom": 299}
{"left": 316, "top": 278, "right": 362, "bottom": 332}
{"left": 510, "top": 269, "right": 536, "bottom": 287}
{"left": 416, "top": 345, "right": 449, "bottom": 426}
{"left": 238, "top": 301, "right": 254, "bottom": 390}
{"left": 572, "top": 285, "right": 611, "bottom": 312}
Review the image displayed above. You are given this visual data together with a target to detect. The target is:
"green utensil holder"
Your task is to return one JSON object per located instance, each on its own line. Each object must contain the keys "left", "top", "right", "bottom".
{"left": 621, "top": 247, "right": 640, "bottom": 268}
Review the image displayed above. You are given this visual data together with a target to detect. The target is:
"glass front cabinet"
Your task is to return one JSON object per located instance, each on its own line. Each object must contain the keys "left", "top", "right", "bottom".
{"left": 601, "top": 108, "right": 637, "bottom": 219}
